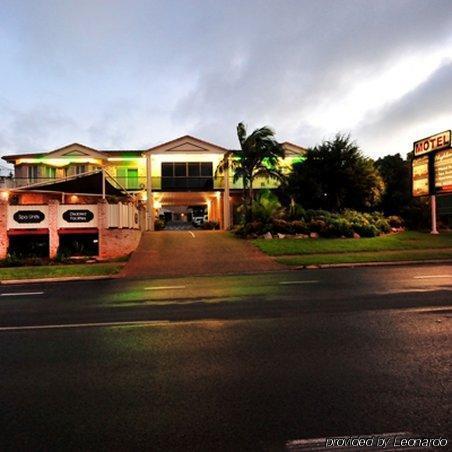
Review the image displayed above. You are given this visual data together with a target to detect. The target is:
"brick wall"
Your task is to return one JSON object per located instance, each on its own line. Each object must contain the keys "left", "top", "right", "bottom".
{"left": 97, "top": 201, "right": 141, "bottom": 260}
{"left": 0, "top": 200, "right": 8, "bottom": 259}
{"left": 48, "top": 199, "right": 59, "bottom": 259}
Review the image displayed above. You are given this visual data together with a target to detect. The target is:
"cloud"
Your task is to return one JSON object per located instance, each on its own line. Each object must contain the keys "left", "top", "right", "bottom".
{"left": 356, "top": 60, "right": 452, "bottom": 156}
{"left": 0, "top": 0, "right": 451, "bottom": 156}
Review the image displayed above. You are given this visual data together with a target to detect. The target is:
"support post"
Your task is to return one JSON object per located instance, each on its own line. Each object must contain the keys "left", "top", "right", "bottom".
{"left": 430, "top": 194, "right": 439, "bottom": 234}
{"left": 145, "top": 154, "right": 155, "bottom": 231}
{"left": 48, "top": 199, "right": 60, "bottom": 259}
{"left": 101, "top": 169, "right": 106, "bottom": 200}
{"left": 223, "top": 166, "right": 231, "bottom": 230}
{"left": 0, "top": 199, "right": 9, "bottom": 259}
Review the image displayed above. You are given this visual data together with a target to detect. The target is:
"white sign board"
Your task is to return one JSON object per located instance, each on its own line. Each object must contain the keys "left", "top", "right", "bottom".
{"left": 58, "top": 204, "right": 98, "bottom": 228}
{"left": 7, "top": 205, "right": 49, "bottom": 229}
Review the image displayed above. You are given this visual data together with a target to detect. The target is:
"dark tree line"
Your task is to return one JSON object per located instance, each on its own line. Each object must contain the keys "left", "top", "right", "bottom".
{"left": 287, "top": 134, "right": 427, "bottom": 226}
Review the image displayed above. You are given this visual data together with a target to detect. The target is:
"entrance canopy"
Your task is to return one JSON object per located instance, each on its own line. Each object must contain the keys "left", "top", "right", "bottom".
{"left": 16, "top": 171, "right": 126, "bottom": 197}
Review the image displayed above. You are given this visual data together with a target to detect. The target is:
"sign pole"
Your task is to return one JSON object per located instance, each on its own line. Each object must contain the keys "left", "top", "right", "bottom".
{"left": 430, "top": 194, "right": 439, "bottom": 234}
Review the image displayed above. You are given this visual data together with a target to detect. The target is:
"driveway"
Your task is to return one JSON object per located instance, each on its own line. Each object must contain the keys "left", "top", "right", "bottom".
{"left": 122, "top": 230, "right": 283, "bottom": 278}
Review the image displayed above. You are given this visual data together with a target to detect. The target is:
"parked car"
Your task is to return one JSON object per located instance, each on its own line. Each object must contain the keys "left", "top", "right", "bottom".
{"left": 192, "top": 214, "right": 208, "bottom": 227}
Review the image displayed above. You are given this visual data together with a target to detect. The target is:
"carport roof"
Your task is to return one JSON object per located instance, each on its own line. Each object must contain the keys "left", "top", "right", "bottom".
{"left": 15, "top": 171, "right": 127, "bottom": 197}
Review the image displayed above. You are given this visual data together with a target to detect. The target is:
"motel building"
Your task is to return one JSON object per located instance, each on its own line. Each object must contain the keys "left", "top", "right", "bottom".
{"left": 0, "top": 135, "right": 305, "bottom": 260}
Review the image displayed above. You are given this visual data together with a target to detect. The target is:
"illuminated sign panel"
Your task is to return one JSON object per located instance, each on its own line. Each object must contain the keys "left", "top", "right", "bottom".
{"left": 412, "top": 156, "right": 429, "bottom": 197}
{"left": 58, "top": 205, "right": 98, "bottom": 228}
{"left": 413, "top": 130, "right": 451, "bottom": 156}
{"left": 435, "top": 148, "right": 452, "bottom": 192}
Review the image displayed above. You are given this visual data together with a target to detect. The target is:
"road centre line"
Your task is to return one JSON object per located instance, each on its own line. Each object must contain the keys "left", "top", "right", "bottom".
{"left": 279, "top": 280, "right": 319, "bottom": 285}
{"left": 0, "top": 291, "right": 44, "bottom": 297}
{"left": 145, "top": 285, "right": 187, "bottom": 290}
{"left": 0, "top": 320, "right": 170, "bottom": 332}
{"left": 413, "top": 274, "right": 452, "bottom": 279}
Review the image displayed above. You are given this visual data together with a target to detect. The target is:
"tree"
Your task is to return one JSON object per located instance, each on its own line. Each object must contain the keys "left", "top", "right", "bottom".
{"left": 217, "top": 122, "right": 285, "bottom": 221}
{"left": 375, "top": 153, "right": 411, "bottom": 215}
{"left": 288, "top": 134, "right": 384, "bottom": 211}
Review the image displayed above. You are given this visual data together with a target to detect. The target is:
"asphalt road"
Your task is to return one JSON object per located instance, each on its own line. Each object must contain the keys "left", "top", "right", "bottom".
{"left": 0, "top": 264, "right": 451, "bottom": 450}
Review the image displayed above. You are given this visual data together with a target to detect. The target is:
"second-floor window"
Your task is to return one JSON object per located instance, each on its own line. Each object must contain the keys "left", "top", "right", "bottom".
{"left": 45, "top": 166, "right": 56, "bottom": 179}
{"left": 75, "top": 165, "right": 86, "bottom": 175}
{"left": 161, "top": 162, "right": 213, "bottom": 190}
{"left": 27, "top": 166, "right": 39, "bottom": 182}
{"left": 116, "top": 167, "right": 140, "bottom": 190}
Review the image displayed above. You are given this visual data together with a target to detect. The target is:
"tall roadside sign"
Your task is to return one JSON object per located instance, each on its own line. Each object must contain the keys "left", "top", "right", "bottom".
{"left": 412, "top": 130, "right": 452, "bottom": 234}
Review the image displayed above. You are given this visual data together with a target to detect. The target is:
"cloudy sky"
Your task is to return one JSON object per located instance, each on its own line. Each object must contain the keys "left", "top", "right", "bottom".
{"left": 1, "top": 0, "right": 451, "bottom": 163}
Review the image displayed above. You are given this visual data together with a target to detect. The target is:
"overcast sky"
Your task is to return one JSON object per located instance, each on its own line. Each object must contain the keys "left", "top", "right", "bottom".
{"left": 1, "top": 0, "right": 452, "bottom": 162}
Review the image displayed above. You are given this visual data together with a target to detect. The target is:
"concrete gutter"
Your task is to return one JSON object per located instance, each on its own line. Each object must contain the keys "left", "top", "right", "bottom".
{"left": 0, "top": 275, "right": 121, "bottom": 285}
{"left": 296, "top": 259, "right": 452, "bottom": 270}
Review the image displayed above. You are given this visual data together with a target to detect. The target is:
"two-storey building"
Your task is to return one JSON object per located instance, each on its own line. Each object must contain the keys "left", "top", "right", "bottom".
{"left": 0, "top": 135, "right": 305, "bottom": 259}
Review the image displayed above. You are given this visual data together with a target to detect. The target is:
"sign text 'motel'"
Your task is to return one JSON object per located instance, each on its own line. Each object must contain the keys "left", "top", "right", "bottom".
{"left": 413, "top": 130, "right": 451, "bottom": 156}
{"left": 13, "top": 210, "right": 46, "bottom": 224}
{"left": 62, "top": 209, "right": 94, "bottom": 223}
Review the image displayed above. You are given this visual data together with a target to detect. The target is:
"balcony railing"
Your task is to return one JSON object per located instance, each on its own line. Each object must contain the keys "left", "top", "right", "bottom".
{"left": 0, "top": 175, "right": 281, "bottom": 191}
{"left": 112, "top": 176, "right": 226, "bottom": 191}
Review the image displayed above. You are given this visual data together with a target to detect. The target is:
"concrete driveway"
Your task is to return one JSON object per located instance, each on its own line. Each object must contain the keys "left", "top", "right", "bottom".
{"left": 122, "top": 230, "right": 283, "bottom": 278}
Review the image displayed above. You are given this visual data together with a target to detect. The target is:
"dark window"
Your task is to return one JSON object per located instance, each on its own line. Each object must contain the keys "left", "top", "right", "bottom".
{"left": 200, "top": 162, "right": 213, "bottom": 176}
{"left": 59, "top": 233, "right": 99, "bottom": 256}
{"left": 174, "top": 163, "right": 186, "bottom": 177}
{"left": 8, "top": 234, "right": 49, "bottom": 258}
{"left": 161, "top": 162, "right": 213, "bottom": 190}
{"left": 161, "top": 163, "right": 173, "bottom": 177}
{"left": 188, "top": 162, "right": 200, "bottom": 177}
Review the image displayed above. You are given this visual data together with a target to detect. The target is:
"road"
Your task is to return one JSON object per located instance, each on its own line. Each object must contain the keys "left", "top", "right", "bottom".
{"left": 0, "top": 264, "right": 450, "bottom": 450}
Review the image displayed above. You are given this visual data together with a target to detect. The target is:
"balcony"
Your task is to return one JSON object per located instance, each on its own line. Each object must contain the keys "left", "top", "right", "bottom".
{"left": 112, "top": 176, "right": 226, "bottom": 191}
{"left": 0, "top": 175, "right": 281, "bottom": 192}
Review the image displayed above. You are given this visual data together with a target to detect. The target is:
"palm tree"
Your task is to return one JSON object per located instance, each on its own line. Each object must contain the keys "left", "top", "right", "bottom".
{"left": 216, "top": 122, "right": 285, "bottom": 222}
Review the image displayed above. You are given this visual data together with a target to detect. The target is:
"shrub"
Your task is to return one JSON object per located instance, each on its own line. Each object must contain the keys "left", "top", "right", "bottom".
{"left": 353, "top": 223, "right": 379, "bottom": 237}
{"left": 271, "top": 219, "right": 293, "bottom": 234}
{"left": 287, "top": 203, "right": 306, "bottom": 221}
{"left": 22, "top": 257, "right": 45, "bottom": 266}
{"left": 290, "top": 220, "right": 309, "bottom": 234}
{"left": 387, "top": 215, "right": 404, "bottom": 228}
{"left": 3, "top": 253, "right": 23, "bottom": 267}
{"left": 305, "top": 209, "right": 332, "bottom": 222}
{"left": 252, "top": 190, "right": 283, "bottom": 223}
{"left": 308, "top": 219, "right": 327, "bottom": 234}
{"left": 324, "top": 218, "right": 354, "bottom": 238}
{"left": 374, "top": 218, "right": 391, "bottom": 234}
{"left": 55, "top": 247, "right": 71, "bottom": 263}
{"left": 154, "top": 219, "right": 166, "bottom": 230}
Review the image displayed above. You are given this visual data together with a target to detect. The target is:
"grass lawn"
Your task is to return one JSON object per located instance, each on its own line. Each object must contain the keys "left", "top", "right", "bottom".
{"left": 0, "top": 262, "right": 123, "bottom": 281}
{"left": 253, "top": 231, "right": 452, "bottom": 256}
{"left": 276, "top": 248, "right": 452, "bottom": 266}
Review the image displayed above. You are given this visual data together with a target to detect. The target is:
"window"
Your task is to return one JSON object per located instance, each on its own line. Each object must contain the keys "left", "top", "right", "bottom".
{"left": 161, "top": 163, "right": 173, "bottom": 177}
{"left": 161, "top": 162, "right": 213, "bottom": 190}
{"left": 126, "top": 168, "right": 139, "bottom": 189}
{"left": 188, "top": 163, "right": 200, "bottom": 177}
{"left": 115, "top": 167, "right": 139, "bottom": 190}
{"left": 27, "top": 166, "right": 39, "bottom": 182}
{"left": 46, "top": 166, "right": 56, "bottom": 179}
{"left": 201, "top": 162, "right": 213, "bottom": 176}
{"left": 75, "top": 165, "right": 86, "bottom": 175}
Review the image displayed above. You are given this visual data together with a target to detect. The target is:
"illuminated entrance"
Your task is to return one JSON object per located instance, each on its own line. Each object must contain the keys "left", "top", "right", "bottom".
{"left": 153, "top": 192, "right": 223, "bottom": 230}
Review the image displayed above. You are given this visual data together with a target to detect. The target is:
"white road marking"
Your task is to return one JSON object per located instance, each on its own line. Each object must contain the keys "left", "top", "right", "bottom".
{"left": 0, "top": 320, "right": 170, "bottom": 332}
{"left": 188, "top": 231, "right": 195, "bottom": 238}
{"left": 279, "top": 280, "right": 319, "bottom": 285}
{"left": 145, "top": 285, "right": 186, "bottom": 290}
{"left": 413, "top": 274, "right": 452, "bottom": 279}
{"left": 0, "top": 291, "right": 44, "bottom": 297}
